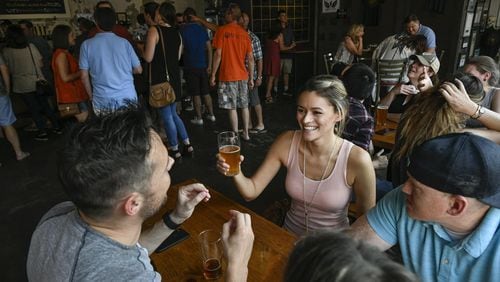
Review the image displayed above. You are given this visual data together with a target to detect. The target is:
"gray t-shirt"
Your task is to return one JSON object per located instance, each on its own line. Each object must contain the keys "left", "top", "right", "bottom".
{"left": 27, "top": 202, "right": 161, "bottom": 282}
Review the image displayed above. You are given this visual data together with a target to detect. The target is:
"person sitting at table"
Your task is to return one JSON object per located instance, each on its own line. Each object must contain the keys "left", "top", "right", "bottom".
{"left": 404, "top": 14, "right": 436, "bottom": 53}
{"left": 26, "top": 104, "right": 254, "bottom": 281}
{"left": 217, "top": 75, "right": 376, "bottom": 236}
{"left": 378, "top": 52, "right": 439, "bottom": 115}
{"left": 350, "top": 132, "right": 500, "bottom": 282}
{"left": 284, "top": 231, "right": 418, "bottom": 282}
{"left": 463, "top": 56, "right": 500, "bottom": 128}
{"left": 334, "top": 24, "right": 364, "bottom": 65}
{"left": 388, "top": 73, "right": 484, "bottom": 188}
{"left": 340, "top": 63, "right": 376, "bottom": 152}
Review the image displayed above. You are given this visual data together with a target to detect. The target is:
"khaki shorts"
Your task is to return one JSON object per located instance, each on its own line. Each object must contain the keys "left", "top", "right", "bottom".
{"left": 280, "top": 58, "right": 293, "bottom": 74}
{"left": 218, "top": 80, "right": 249, "bottom": 109}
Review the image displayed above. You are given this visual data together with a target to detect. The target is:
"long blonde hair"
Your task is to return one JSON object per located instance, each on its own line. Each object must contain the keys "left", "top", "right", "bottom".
{"left": 347, "top": 24, "right": 364, "bottom": 44}
{"left": 394, "top": 89, "right": 466, "bottom": 161}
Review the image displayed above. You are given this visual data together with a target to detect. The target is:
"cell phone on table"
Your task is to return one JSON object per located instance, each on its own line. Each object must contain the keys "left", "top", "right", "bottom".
{"left": 155, "top": 228, "right": 190, "bottom": 253}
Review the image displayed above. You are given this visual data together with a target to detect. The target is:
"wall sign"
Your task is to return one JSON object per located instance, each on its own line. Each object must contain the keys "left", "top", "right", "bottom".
{"left": 0, "top": 0, "right": 70, "bottom": 19}
{"left": 322, "top": 0, "right": 340, "bottom": 13}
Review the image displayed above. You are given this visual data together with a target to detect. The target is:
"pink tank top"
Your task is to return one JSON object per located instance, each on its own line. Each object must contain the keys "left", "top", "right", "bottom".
{"left": 283, "top": 131, "right": 353, "bottom": 236}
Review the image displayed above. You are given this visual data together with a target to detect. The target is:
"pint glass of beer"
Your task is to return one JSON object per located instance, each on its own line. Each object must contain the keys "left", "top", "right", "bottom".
{"left": 218, "top": 131, "right": 241, "bottom": 176}
{"left": 376, "top": 105, "right": 389, "bottom": 127}
{"left": 199, "top": 229, "right": 223, "bottom": 280}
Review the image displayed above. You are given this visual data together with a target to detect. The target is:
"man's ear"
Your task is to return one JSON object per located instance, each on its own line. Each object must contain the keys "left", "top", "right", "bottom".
{"left": 123, "top": 192, "right": 143, "bottom": 216}
{"left": 447, "top": 195, "right": 467, "bottom": 216}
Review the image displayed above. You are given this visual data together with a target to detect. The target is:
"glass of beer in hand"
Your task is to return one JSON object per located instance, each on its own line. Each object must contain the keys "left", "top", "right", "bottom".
{"left": 218, "top": 131, "right": 241, "bottom": 176}
{"left": 376, "top": 105, "right": 389, "bottom": 127}
{"left": 199, "top": 229, "right": 223, "bottom": 280}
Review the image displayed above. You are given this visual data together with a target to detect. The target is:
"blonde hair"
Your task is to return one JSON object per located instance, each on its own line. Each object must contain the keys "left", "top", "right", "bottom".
{"left": 394, "top": 89, "right": 466, "bottom": 161}
{"left": 347, "top": 24, "right": 364, "bottom": 44}
{"left": 299, "top": 75, "right": 349, "bottom": 135}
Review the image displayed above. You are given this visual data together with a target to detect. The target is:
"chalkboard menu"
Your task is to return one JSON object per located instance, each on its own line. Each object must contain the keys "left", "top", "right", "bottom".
{"left": 1, "top": 0, "right": 70, "bottom": 19}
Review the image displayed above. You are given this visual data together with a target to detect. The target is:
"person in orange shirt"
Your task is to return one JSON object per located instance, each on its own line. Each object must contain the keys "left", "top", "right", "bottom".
{"left": 210, "top": 3, "right": 254, "bottom": 141}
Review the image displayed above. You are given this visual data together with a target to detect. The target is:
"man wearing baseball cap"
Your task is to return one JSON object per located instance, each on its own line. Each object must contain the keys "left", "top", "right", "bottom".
{"left": 350, "top": 133, "right": 500, "bottom": 282}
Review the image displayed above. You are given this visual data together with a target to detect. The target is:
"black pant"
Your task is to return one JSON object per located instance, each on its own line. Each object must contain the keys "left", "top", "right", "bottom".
{"left": 18, "top": 92, "right": 60, "bottom": 132}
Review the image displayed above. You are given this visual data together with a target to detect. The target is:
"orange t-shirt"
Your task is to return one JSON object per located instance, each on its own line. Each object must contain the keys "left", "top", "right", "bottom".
{"left": 212, "top": 22, "right": 252, "bottom": 82}
{"left": 52, "top": 49, "right": 88, "bottom": 104}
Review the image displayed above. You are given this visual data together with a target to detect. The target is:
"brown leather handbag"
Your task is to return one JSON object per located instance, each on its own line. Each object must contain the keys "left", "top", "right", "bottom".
{"left": 58, "top": 103, "right": 80, "bottom": 118}
{"left": 149, "top": 26, "right": 176, "bottom": 108}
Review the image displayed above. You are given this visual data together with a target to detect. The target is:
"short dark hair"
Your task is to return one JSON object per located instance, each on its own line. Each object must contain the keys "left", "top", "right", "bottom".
{"left": 58, "top": 104, "right": 154, "bottom": 219}
{"left": 158, "top": 2, "right": 176, "bottom": 26}
{"left": 268, "top": 19, "right": 282, "bottom": 39}
{"left": 51, "top": 25, "right": 72, "bottom": 50}
{"left": 183, "top": 7, "right": 197, "bottom": 22}
{"left": 404, "top": 14, "right": 419, "bottom": 24}
{"left": 94, "top": 7, "right": 116, "bottom": 32}
{"left": 285, "top": 231, "right": 419, "bottom": 282}
{"left": 5, "top": 24, "right": 28, "bottom": 49}
{"left": 18, "top": 19, "right": 33, "bottom": 29}
{"left": 451, "top": 72, "right": 484, "bottom": 103}
{"left": 144, "top": 2, "right": 159, "bottom": 20}
{"left": 342, "top": 63, "right": 375, "bottom": 100}
{"left": 95, "top": 1, "right": 113, "bottom": 9}
{"left": 277, "top": 9, "right": 286, "bottom": 17}
{"left": 226, "top": 3, "right": 241, "bottom": 22}
{"left": 136, "top": 13, "right": 146, "bottom": 25}
{"left": 77, "top": 17, "right": 95, "bottom": 31}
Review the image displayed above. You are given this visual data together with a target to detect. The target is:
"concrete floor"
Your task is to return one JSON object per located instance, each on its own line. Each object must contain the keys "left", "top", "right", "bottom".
{"left": 0, "top": 95, "right": 298, "bottom": 281}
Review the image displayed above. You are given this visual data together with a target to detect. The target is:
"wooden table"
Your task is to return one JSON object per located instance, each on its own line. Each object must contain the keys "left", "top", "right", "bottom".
{"left": 372, "top": 118, "right": 398, "bottom": 150}
{"left": 143, "top": 179, "right": 297, "bottom": 281}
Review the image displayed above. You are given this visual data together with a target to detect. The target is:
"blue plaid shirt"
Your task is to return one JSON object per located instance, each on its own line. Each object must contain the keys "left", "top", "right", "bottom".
{"left": 342, "top": 97, "right": 374, "bottom": 151}
{"left": 246, "top": 30, "right": 262, "bottom": 80}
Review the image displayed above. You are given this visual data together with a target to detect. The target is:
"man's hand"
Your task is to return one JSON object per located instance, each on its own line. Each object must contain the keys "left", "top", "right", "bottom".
{"left": 255, "top": 77, "right": 262, "bottom": 87}
{"left": 222, "top": 210, "right": 254, "bottom": 282}
{"left": 210, "top": 75, "right": 217, "bottom": 87}
{"left": 248, "top": 79, "right": 254, "bottom": 90}
{"left": 171, "top": 183, "right": 211, "bottom": 224}
{"left": 399, "top": 84, "right": 418, "bottom": 96}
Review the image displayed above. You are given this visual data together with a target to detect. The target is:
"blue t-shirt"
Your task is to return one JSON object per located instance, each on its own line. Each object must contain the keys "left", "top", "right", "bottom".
{"left": 418, "top": 24, "right": 436, "bottom": 49}
{"left": 180, "top": 23, "right": 209, "bottom": 69}
{"left": 79, "top": 32, "right": 140, "bottom": 110}
{"left": 367, "top": 187, "right": 500, "bottom": 282}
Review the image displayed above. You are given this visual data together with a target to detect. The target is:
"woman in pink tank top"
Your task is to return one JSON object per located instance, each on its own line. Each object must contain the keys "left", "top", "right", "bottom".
{"left": 217, "top": 75, "right": 376, "bottom": 236}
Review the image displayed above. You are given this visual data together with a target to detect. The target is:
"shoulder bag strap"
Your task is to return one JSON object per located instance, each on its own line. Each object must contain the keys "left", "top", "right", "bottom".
{"left": 27, "top": 45, "right": 41, "bottom": 79}
{"left": 156, "top": 25, "right": 170, "bottom": 81}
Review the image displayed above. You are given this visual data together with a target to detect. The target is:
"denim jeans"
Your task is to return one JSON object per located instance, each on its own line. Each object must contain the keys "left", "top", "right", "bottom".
{"left": 18, "top": 92, "right": 60, "bottom": 131}
{"left": 159, "top": 103, "right": 188, "bottom": 148}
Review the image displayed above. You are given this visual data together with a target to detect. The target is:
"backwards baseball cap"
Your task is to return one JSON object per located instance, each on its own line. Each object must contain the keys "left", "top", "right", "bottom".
{"left": 410, "top": 52, "right": 440, "bottom": 74}
{"left": 408, "top": 133, "right": 500, "bottom": 208}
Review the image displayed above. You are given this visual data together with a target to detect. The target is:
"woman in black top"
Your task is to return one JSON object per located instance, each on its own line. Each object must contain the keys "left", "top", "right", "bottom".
{"left": 143, "top": 2, "right": 192, "bottom": 160}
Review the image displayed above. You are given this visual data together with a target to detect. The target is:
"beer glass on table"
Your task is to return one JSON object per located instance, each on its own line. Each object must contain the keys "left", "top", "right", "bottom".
{"left": 199, "top": 229, "right": 223, "bottom": 280}
{"left": 217, "top": 131, "right": 240, "bottom": 176}
{"left": 376, "top": 105, "right": 389, "bottom": 127}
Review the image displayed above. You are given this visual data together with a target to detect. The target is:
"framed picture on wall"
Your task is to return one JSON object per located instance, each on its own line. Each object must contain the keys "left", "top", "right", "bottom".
{"left": 0, "top": 0, "right": 70, "bottom": 19}
{"left": 463, "top": 12, "right": 474, "bottom": 37}
{"left": 467, "top": 0, "right": 477, "bottom": 12}
{"left": 462, "top": 37, "right": 469, "bottom": 49}
{"left": 473, "top": 3, "right": 483, "bottom": 26}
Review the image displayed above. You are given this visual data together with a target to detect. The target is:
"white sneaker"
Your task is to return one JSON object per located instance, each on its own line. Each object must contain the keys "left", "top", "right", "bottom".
{"left": 190, "top": 118, "right": 203, "bottom": 125}
{"left": 205, "top": 114, "right": 216, "bottom": 122}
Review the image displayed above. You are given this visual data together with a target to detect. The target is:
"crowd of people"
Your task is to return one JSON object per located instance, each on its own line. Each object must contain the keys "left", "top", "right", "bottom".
{"left": 1, "top": 1, "right": 499, "bottom": 281}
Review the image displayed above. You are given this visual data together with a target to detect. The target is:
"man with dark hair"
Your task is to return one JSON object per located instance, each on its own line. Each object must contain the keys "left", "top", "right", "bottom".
{"left": 26, "top": 105, "right": 255, "bottom": 281}
{"left": 350, "top": 133, "right": 500, "bottom": 282}
{"left": 180, "top": 7, "right": 216, "bottom": 125}
{"left": 285, "top": 231, "right": 418, "bottom": 282}
{"left": 275, "top": 9, "right": 295, "bottom": 96}
{"left": 79, "top": 7, "right": 142, "bottom": 112}
{"left": 341, "top": 63, "right": 375, "bottom": 151}
{"left": 404, "top": 14, "right": 436, "bottom": 53}
{"left": 87, "top": 0, "right": 134, "bottom": 45}
{"left": 211, "top": 3, "right": 254, "bottom": 140}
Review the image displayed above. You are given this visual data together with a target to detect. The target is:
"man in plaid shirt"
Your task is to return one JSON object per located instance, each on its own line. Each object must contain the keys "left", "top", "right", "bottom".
{"left": 341, "top": 63, "right": 375, "bottom": 151}
{"left": 241, "top": 11, "right": 266, "bottom": 134}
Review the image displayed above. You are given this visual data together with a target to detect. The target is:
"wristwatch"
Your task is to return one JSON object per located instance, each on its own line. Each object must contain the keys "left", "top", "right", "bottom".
{"left": 163, "top": 211, "right": 181, "bottom": 229}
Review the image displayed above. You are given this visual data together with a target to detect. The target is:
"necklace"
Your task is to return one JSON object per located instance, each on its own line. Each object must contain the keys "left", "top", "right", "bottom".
{"left": 302, "top": 138, "right": 338, "bottom": 234}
